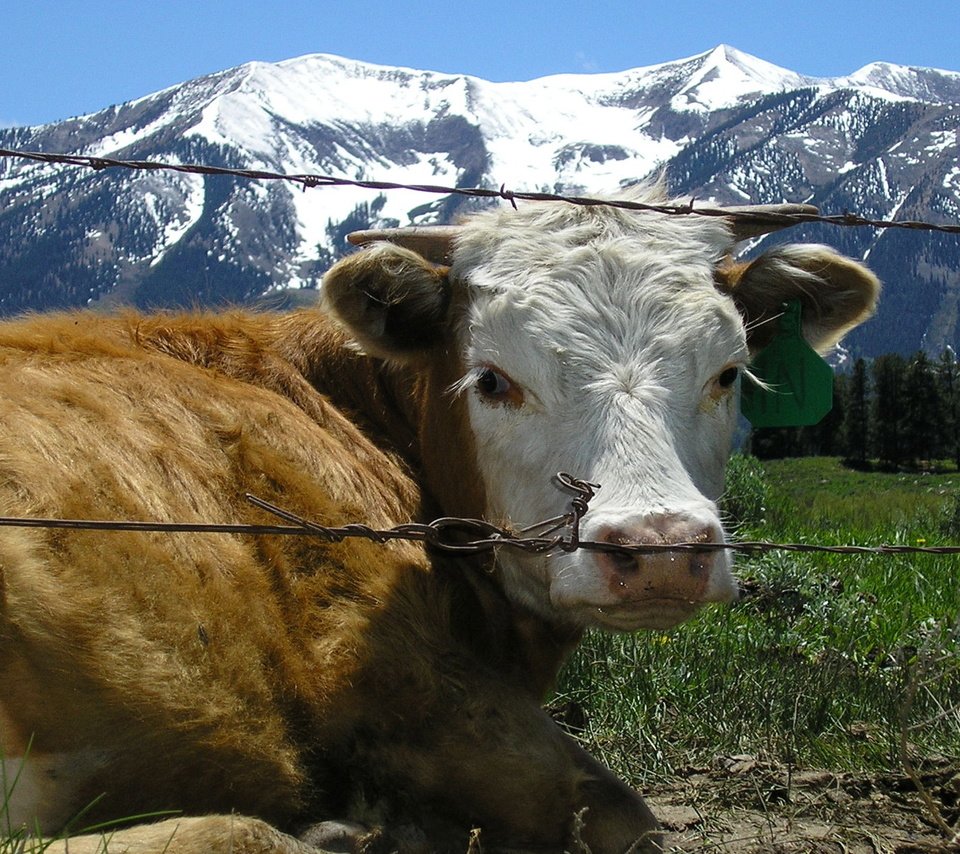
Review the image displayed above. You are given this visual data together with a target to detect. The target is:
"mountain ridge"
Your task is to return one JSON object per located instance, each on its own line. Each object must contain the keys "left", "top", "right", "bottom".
{"left": 1, "top": 45, "right": 958, "bottom": 357}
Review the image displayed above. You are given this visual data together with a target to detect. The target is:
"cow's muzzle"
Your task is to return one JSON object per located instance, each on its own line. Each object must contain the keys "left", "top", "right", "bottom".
{"left": 552, "top": 511, "right": 737, "bottom": 631}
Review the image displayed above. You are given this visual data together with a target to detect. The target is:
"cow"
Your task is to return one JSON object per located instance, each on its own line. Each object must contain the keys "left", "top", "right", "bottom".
{"left": 0, "top": 185, "right": 879, "bottom": 853}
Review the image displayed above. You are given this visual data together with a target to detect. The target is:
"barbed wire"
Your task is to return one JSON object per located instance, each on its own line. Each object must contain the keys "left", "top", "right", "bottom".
{"left": 1, "top": 473, "right": 958, "bottom": 557}
{"left": 1, "top": 147, "right": 959, "bottom": 235}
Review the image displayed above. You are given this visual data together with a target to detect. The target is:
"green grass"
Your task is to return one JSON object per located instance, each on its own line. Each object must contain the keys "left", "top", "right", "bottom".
{"left": 555, "top": 455, "right": 960, "bottom": 786}
{"left": 760, "top": 456, "right": 959, "bottom": 534}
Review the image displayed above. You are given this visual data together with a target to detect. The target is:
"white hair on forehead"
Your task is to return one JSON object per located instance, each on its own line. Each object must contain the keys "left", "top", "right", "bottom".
{"left": 449, "top": 183, "right": 744, "bottom": 383}
{"left": 450, "top": 183, "right": 735, "bottom": 289}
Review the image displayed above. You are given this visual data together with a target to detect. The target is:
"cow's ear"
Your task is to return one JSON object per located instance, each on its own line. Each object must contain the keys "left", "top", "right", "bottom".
{"left": 322, "top": 243, "right": 452, "bottom": 361}
{"left": 717, "top": 245, "right": 880, "bottom": 354}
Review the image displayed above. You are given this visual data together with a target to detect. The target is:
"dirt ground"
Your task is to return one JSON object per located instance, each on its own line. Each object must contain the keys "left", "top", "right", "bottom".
{"left": 645, "top": 755, "right": 960, "bottom": 853}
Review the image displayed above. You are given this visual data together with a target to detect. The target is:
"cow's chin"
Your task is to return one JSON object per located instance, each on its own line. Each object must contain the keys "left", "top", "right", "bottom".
{"left": 497, "top": 552, "right": 728, "bottom": 632}
{"left": 543, "top": 566, "right": 719, "bottom": 631}
{"left": 535, "top": 546, "right": 738, "bottom": 631}
{"left": 581, "top": 599, "right": 705, "bottom": 632}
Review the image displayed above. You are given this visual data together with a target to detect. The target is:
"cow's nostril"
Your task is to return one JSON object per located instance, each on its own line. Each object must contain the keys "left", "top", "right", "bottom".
{"left": 600, "top": 530, "right": 641, "bottom": 574}
{"left": 595, "top": 517, "right": 723, "bottom": 578}
{"left": 605, "top": 546, "right": 637, "bottom": 574}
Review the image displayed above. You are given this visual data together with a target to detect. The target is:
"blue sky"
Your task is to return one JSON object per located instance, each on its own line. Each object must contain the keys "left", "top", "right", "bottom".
{"left": 3, "top": 0, "right": 959, "bottom": 128}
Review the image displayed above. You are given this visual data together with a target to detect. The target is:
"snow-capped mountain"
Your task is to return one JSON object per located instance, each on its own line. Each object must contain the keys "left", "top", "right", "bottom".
{"left": 1, "top": 44, "right": 958, "bottom": 357}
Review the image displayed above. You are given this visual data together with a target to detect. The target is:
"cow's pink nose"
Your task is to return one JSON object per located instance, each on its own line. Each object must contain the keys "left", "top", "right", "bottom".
{"left": 592, "top": 514, "right": 723, "bottom": 604}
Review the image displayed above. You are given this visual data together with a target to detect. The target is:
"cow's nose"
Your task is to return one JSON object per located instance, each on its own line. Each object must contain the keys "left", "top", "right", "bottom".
{"left": 590, "top": 513, "right": 727, "bottom": 604}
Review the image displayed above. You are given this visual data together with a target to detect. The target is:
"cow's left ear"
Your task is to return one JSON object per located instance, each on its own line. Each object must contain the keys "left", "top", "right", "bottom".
{"left": 322, "top": 243, "right": 452, "bottom": 362}
{"left": 717, "top": 245, "right": 880, "bottom": 354}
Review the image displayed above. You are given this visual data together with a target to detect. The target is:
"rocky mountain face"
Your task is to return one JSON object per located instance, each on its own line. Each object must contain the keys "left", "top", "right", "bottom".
{"left": 1, "top": 45, "right": 958, "bottom": 357}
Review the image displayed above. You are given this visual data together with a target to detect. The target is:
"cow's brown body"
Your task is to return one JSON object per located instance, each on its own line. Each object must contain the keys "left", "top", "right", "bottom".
{"left": 1, "top": 190, "right": 880, "bottom": 853}
{"left": 0, "top": 309, "right": 644, "bottom": 852}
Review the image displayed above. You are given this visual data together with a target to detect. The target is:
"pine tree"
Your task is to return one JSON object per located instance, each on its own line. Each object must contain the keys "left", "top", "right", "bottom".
{"left": 843, "top": 358, "right": 870, "bottom": 464}
{"left": 939, "top": 348, "right": 960, "bottom": 469}
{"left": 799, "top": 373, "right": 847, "bottom": 456}
{"left": 749, "top": 426, "right": 802, "bottom": 459}
{"left": 901, "top": 351, "right": 941, "bottom": 465}
{"left": 871, "top": 354, "right": 907, "bottom": 467}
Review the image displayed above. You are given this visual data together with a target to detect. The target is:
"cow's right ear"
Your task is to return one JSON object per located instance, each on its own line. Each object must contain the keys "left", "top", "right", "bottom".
{"left": 717, "top": 245, "right": 880, "bottom": 354}
{"left": 322, "top": 243, "right": 452, "bottom": 361}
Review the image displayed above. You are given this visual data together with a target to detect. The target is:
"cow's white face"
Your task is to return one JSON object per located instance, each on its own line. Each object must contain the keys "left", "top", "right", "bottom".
{"left": 451, "top": 208, "right": 742, "bottom": 630}
{"left": 324, "top": 189, "right": 880, "bottom": 632}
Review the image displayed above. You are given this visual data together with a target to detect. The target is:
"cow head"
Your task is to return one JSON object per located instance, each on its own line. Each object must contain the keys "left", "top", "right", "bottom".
{"left": 323, "top": 188, "right": 879, "bottom": 631}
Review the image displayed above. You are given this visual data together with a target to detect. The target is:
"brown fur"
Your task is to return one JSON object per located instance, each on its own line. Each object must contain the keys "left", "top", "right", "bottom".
{"left": 0, "top": 307, "right": 652, "bottom": 853}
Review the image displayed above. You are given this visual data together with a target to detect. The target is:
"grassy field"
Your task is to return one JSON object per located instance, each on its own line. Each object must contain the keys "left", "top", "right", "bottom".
{"left": 556, "top": 455, "right": 960, "bottom": 789}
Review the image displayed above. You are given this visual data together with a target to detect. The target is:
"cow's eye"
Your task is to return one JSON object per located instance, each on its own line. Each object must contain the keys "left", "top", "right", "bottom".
{"left": 475, "top": 366, "right": 524, "bottom": 408}
{"left": 718, "top": 366, "right": 739, "bottom": 388}
{"left": 705, "top": 365, "right": 741, "bottom": 405}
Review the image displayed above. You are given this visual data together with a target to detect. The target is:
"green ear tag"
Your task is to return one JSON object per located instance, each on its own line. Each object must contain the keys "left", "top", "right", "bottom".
{"left": 740, "top": 300, "right": 834, "bottom": 428}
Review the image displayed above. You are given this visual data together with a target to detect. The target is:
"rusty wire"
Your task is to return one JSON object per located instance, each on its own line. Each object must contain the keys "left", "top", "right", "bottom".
{"left": 1, "top": 473, "right": 959, "bottom": 557}
{"left": 1, "top": 147, "right": 959, "bottom": 235}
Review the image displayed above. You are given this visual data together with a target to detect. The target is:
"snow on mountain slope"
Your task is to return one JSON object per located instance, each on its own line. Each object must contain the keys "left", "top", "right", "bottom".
{"left": 153, "top": 45, "right": 817, "bottom": 274}
{"left": 668, "top": 45, "right": 811, "bottom": 112}
{"left": 0, "top": 45, "right": 958, "bottom": 356}
{"left": 843, "top": 61, "right": 960, "bottom": 104}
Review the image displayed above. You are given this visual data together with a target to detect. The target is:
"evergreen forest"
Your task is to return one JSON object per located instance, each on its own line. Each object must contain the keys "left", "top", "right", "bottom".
{"left": 748, "top": 350, "right": 960, "bottom": 469}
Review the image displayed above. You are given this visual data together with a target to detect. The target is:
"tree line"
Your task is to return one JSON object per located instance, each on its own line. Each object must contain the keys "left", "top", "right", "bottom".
{"left": 748, "top": 350, "right": 960, "bottom": 469}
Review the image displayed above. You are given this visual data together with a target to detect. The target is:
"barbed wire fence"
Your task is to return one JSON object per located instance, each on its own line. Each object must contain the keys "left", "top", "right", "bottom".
{"left": 2, "top": 147, "right": 960, "bottom": 234}
{"left": 1, "top": 476, "right": 960, "bottom": 557}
